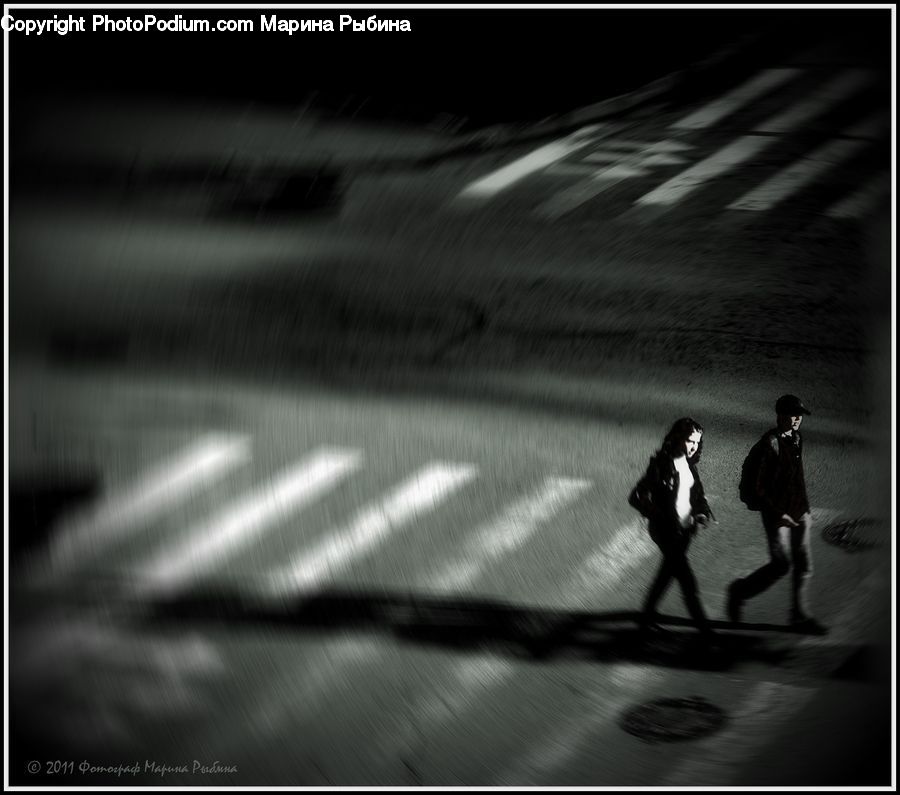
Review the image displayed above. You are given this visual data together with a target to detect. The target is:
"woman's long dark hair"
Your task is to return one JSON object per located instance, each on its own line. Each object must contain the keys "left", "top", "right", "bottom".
{"left": 661, "top": 417, "right": 704, "bottom": 465}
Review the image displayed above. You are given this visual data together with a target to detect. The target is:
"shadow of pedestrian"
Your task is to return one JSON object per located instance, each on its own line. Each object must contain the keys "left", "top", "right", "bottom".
{"left": 131, "top": 583, "right": 845, "bottom": 676}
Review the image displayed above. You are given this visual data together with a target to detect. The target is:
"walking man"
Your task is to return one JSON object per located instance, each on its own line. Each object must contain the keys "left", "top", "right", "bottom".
{"left": 727, "top": 395, "right": 827, "bottom": 634}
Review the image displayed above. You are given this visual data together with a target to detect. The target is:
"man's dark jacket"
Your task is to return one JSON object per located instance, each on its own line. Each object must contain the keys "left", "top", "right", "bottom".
{"left": 753, "top": 429, "right": 810, "bottom": 521}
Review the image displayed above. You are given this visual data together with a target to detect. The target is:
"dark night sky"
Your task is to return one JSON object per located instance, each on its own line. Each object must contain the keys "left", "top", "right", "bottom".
{"left": 8, "top": 7, "right": 891, "bottom": 123}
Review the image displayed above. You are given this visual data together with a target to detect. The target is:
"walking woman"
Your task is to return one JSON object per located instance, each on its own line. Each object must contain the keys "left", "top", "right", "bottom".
{"left": 628, "top": 417, "right": 716, "bottom": 637}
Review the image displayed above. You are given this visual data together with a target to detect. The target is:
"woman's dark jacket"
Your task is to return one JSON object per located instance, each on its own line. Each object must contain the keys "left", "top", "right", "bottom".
{"left": 629, "top": 452, "right": 714, "bottom": 532}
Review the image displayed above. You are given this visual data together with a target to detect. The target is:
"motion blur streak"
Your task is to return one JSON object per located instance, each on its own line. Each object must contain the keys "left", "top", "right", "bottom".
{"left": 431, "top": 477, "right": 592, "bottom": 591}
{"left": 137, "top": 447, "right": 363, "bottom": 591}
{"left": 46, "top": 433, "right": 251, "bottom": 574}
{"left": 268, "top": 462, "right": 478, "bottom": 593}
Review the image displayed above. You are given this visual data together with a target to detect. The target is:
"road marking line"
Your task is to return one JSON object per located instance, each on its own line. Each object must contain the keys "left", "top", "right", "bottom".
{"left": 826, "top": 174, "right": 890, "bottom": 219}
{"left": 755, "top": 68, "right": 873, "bottom": 134}
{"left": 430, "top": 477, "right": 592, "bottom": 591}
{"left": 267, "top": 462, "right": 477, "bottom": 593}
{"left": 137, "top": 447, "right": 362, "bottom": 592}
{"left": 634, "top": 134, "right": 772, "bottom": 206}
{"left": 728, "top": 113, "right": 887, "bottom": 211}
{"left": 539, "top": 139, "right": 695, "bottom": 218}
{"left": 672, "top": 68, "right": 804, "bottom": 130}
{"left": 575, "top": 516, "right": 656, "bottom": 592}
{"left": 456, "top": 125, "right": 606, "bottom": 199}
{"left": 46, "top": 434, "right": 251, "bottom": 574}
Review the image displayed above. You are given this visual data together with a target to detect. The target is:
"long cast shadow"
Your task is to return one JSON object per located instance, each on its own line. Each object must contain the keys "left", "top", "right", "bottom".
{"left": 139, "top": 584, "right": 867, "bottom": 678}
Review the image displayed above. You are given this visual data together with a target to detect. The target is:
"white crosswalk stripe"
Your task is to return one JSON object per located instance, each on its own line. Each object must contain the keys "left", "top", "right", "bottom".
{"left": 45, "top": 434, "right": 252, "bottom": 575}
{"left": 266, "top": 462, "right": 478, "bottom": 593}
{"left": 457, "top": 125, "right": 607, "bottom": 199}
{"left": 471, "top": 66, "right": 883, "bottom": 219}
{"left": 634, "top": 134, "right": 771, "bottom": 207}
{"left": 755, "top": 68, "right": 873, "bottom": 134}
{"left": 537, "top": 139, "right": 694, "bottom": 218}
{"left": 672, "top": 68, "right": 804, "bottom": 130}
{"left": 137, "top": 447, "right": 363, "bottom": 592}
{"left": 728, "top": 113, "right": 888, "bottom": 211}
{"left": 428, "top": 476, "right": 592, "bottom": 591}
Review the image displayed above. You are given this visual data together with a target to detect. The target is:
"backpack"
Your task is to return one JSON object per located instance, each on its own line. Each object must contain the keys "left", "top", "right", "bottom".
{"left": 738, "top": 434, "right": 777, "bottom": 510}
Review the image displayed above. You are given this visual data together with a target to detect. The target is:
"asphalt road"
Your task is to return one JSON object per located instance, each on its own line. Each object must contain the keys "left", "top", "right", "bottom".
{"left": 7, "top": 28, "right": 893, "bottom": 787}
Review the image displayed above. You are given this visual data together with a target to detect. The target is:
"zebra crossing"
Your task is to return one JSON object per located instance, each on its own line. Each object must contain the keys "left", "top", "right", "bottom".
{"left": 35, "top": 435, "right": 592, "bottom": 593}
{"left": 457, "top": 66, "right": 889, "bottom": 223}
{"left": 19, "top": 427, "right": 876, "bottom": 785}
{"left": 36, "top": 430, "right": 841, "bottom": 601}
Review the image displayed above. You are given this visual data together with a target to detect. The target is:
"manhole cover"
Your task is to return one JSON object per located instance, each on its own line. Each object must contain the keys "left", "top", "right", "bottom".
{"left": 620, "top": 696, "right": 727, "bottom": 743}
{"left": 822, "top": 518, "right": 883, "bottom": 552}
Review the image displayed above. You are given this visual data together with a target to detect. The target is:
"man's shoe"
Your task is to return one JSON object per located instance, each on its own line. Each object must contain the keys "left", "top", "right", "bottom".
{"left": 791, "top": 614, "right": 829, "bottom": 635}
{"left": 726, "top": 583, "right": 743, "bottom": 623}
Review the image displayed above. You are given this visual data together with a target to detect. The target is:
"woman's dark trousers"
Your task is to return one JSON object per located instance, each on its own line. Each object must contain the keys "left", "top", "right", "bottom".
{"left": 643, "top": 522, "right": 712, "bottom": 632}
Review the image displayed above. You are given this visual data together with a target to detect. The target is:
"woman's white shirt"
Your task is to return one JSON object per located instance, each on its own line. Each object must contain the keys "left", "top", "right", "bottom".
{"left": 673, "top": 455, "right": 694, "bottom": 529}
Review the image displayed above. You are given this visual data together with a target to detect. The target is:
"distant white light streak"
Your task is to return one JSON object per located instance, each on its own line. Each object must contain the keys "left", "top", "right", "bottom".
{"left": 47, "top": 434, "right": 251, "bottom": 573}
{"left": 137, "top": 447, "right": 362, "bottom": 592}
